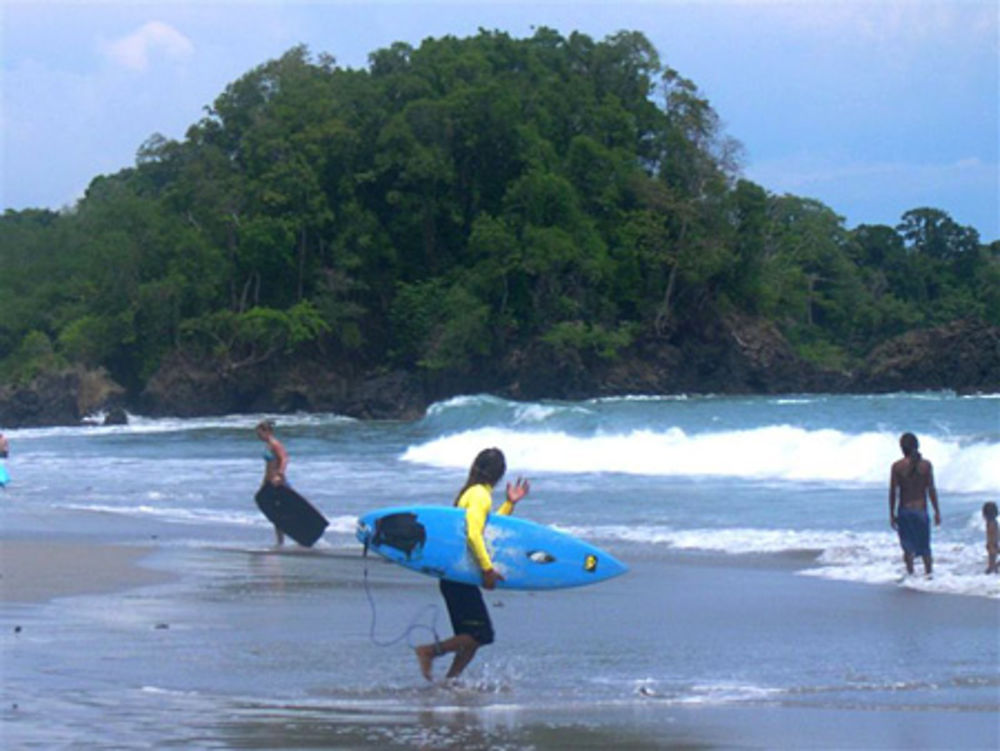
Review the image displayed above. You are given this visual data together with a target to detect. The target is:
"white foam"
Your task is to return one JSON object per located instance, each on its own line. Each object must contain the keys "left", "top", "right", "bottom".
{"left": 7, "top": 411, "right": 356, "bottom": 440}
{"left": 512, "top": 403, "right": 562, "bottom": 423}
{"left": 559, "top": 523, "right": 883, "bottom": 555}
{"left": 802, "top": 539, "right": 1000, "bottom": 598}
{"left": 326, "top": 514, "right": 362, "bottom": 535}
{"left": 402, "top": 426, "right": 999, "bottom": 493}
{"left": 558, "top": 523, "right": 1000, "bottom": 599}
{"left": 59, "top": 503, "right": 262, "bottom": 527}
{"left": 674, "top": 681, "right": 783, "bottom": 705}
{"left": 628, "top": 678, "right": 783, "bottom": 705}
{"left": 57, "top": 503, "right": 360, "bottom": 538}
{"left": 587, "top": 393, "right": 691, "bottom": 403}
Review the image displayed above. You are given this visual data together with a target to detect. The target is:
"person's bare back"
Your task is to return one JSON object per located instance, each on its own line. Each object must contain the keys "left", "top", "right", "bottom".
{"left": 891, "top": 457, "right": 934, "bottom": 511}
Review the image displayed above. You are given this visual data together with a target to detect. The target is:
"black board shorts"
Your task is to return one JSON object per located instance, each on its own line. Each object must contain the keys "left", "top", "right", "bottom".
{"left": 439, "top": 579, "right": 494, "bottom": 646}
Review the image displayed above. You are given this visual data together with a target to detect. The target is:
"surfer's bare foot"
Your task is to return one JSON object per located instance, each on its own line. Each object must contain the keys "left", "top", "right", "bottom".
{"left": 415, "top": 646, "right": 434, "bottom": 681}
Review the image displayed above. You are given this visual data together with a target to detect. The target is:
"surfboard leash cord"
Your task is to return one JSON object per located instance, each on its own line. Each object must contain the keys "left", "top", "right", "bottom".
{"left": 361, "top": 539, "right": 443, "bottom": 651}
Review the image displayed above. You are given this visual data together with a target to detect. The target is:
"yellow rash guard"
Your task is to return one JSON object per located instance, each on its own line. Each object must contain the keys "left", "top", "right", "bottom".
{"left": 456, "top": 484, "right": 514, "bottom": 572}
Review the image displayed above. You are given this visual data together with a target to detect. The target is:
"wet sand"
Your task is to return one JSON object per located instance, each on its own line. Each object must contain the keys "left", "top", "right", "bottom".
{"left": 0, "top": 539, "right": 172, "bottom": 603}
{"left": 1, "top": 537, "right": 997, "bottom": 750}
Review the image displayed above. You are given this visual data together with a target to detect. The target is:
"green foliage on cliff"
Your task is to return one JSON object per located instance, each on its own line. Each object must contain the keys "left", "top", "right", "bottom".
{"left": 0, "top": 30, "right": 995, "bottom": 389}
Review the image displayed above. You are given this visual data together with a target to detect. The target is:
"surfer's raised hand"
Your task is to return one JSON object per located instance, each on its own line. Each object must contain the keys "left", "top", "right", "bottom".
{"left": 506, "top": 477, "right": 530, "bottom": 505}
{"left": 482, "top": 568, "right": 504, "bottom": 590}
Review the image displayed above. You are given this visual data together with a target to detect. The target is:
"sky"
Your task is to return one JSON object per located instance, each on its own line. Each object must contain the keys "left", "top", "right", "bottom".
{"left": 2, "top": 0, "right": 997, "bottom": 240}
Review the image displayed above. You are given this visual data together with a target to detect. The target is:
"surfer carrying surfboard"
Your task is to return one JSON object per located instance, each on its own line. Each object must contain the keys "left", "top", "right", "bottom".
{"left": 256, "top": 420, "right": 290, "bottom": 545}
{"left": 415, "top": 447, "right": 530, "bottom": 681}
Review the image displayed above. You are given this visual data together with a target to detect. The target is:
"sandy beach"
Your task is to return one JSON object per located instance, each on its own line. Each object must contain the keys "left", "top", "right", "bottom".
{"left": 1, "top": 540, "right": 172, "bottom": 604}
{"left": 2, "top": 534, "right": 997, "bottom": 750}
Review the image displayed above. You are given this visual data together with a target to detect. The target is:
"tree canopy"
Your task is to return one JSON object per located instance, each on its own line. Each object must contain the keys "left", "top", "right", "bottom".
{"left": 1, "top": 29, "right": 995, "bottom": 392}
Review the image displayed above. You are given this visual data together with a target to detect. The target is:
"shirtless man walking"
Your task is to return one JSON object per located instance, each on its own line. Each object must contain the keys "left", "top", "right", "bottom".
{"left": 889, "top": 432, "right": 941, "bottom": 576}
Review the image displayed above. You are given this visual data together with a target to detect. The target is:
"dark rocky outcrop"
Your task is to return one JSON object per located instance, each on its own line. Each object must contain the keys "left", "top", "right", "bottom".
{"left": 103, "top": 407, "right": 129, "bottom": 426}
{"left": 665, "top": 313, "right": 850, "bottom": 394}
{"left": 499, "top": 313, "right": 848, "bottom": 400}
{"left": 853, "top": 319, "right": 1000, "bottom": 393}
{"left": 2, "top": 319, "right": 997, "bottom": 427}
{"left": 134, "top": 352, "right": 428, "bottom": 421}
{"left": 134, "top": 352, "right": 269, "bottom": 418}
{"left": 0, "top": 368, "right": 125, "bottom": 428}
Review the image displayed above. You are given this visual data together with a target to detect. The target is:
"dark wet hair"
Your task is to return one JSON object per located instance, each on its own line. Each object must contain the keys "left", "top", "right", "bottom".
{"left": 454, "top": 448, "right": 506, "bottom": 505}
{"left": 899, "top": 432, "right": 922, "bottom": 476}
{"left": 984, "top": 502, "right": 999, "bottom": 521}
{"left": 256, "top": 420, "right": 275, "bottom": 434}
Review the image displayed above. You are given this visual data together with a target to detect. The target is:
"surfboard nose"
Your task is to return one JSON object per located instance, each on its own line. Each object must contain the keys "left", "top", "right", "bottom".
{"left": 599, "top": 552, "right": 629, "bottom": 580}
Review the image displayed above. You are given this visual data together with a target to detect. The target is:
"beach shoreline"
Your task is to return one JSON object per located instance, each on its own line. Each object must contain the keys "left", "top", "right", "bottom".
{"left": 1, "top": 534, "right": 997, "bottom": 749}
{"left": 0, "top": 539, "right": 173, "bottom": 604}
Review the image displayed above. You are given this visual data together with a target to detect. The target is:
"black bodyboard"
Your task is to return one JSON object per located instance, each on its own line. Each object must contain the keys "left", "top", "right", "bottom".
{"left": 254, "top": 484, "right": 329, "bottom": 547}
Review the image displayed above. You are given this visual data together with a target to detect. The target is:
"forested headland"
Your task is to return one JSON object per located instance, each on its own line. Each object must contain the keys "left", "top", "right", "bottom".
{"left": 1, "top": 29, "right": 998, "bottom": 425}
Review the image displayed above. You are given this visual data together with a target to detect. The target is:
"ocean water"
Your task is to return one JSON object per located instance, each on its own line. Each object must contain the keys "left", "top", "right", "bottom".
{"left": 5, "top": 391, "right": 998, "bottom": 598}
{"left": 2, "top": 392, "right": 999, "bottom": 748}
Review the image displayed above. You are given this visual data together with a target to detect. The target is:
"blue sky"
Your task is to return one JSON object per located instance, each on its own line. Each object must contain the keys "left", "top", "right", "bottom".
{"left": 2, "top": 0, "right": 997, "bottom": 240}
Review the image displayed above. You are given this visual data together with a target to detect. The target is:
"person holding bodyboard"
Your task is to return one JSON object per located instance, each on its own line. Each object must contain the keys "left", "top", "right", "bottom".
{"left": 414, "top": 447, "right": 530, "bottom": 681}
{"left": 254, "top": 420, "right": 328, "bottom": 547}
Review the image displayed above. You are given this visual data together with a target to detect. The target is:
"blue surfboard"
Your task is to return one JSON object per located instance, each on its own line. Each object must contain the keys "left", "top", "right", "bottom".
{"left": 0, "top": 463, "right": 8, "bottom": 487}
{"left": 356, "top": 505, "right": 627, "bottom": 590}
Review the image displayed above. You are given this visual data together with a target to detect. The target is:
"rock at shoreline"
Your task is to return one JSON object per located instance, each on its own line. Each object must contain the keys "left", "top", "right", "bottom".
{"left": 854, "top": 319, "right": 1000, "bottom": 393}
{"left": 500, "top": 312, "right": 848, "bottom": 400}
{"left": 135, "top": 352, "right": 428, "bottom": 421}
{"left": 135, "top": 353, "right": 252, "bottom": 418}
{"left": 673, "top": 313, "right": 849, "bottom": 394}
{"left": 0, "top": 368, "right": 124, "bottom": 428}
{"left": 2, "top": 319, "right": 997, "bottom": 427}
{"left": 103, "top": 407, "right": 129, "bottom": 426}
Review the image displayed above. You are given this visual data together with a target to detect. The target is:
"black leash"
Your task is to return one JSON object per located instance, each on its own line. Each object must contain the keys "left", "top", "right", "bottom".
{"left": 362, "top": 539, "right": 442, "bottom": 649}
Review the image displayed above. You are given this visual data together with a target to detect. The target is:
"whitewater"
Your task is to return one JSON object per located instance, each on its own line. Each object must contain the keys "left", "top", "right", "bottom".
{"left": 2, "top": 391, "right": 997, "bottom": 599}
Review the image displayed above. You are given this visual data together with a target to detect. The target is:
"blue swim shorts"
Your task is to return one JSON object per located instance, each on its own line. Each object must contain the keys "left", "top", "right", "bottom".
{"left": 897, "top": 508, "right": 931, "bottom": 557}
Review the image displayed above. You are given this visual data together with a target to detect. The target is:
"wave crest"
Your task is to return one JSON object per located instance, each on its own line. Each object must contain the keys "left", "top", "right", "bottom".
{"left": 402, "top": 425, "right": 999, "bottom": 493}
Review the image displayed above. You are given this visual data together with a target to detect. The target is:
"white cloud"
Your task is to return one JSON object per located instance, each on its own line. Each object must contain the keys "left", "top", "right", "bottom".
{"left": 101, "top": 21, "right": 195, "bottom": 73}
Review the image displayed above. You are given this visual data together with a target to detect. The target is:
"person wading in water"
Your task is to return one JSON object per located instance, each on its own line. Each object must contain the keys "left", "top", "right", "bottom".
{"left": 889, "top": 432, "right": 941, "bottom": 576}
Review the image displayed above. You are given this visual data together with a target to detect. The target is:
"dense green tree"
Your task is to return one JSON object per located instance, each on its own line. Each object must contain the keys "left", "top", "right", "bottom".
{"left": 1, "top": 29, "right": 995, "bottom": 391}
{"left": 723, "top": 179, "right": 769, "bottom": 312}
